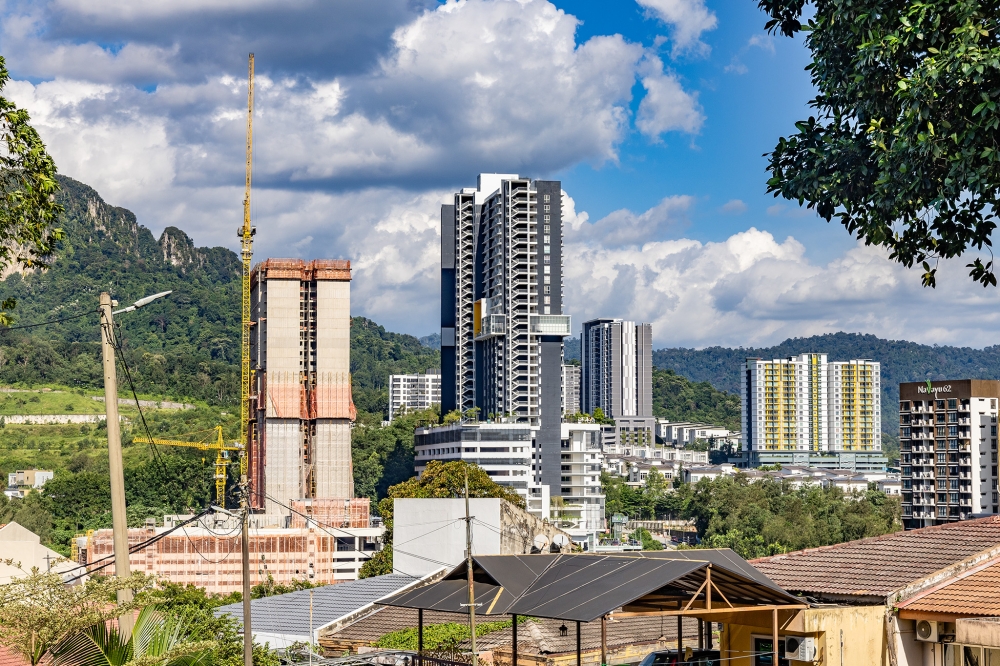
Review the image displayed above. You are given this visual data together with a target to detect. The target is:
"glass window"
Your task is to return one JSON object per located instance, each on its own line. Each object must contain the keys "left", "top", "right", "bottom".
{"left": 949, "top": 398, "right": 957, "bottom": 409}
{"left": 752, "top": 637, "right": 789, "bottom": 666}
{"left": 900, "top": 401, "right": 911, "bottom": 411}
{"left": 950, "top": 478, "right": 959, "bottom": 490}
{"left": 937, "top": 413, "right": 947, "bottom": 423}
{"left": 937, "top": 400, "right": 946, "bottom": 410}
{"left": 949, "top": 426, "right": 959, "bottom": 436}
{"left": 963, "top": 646, "right": 982, "bottom": 666}
{"left": 949, "top": 412, "right": 958, "bottom": 423}
{"left": 950, "top": 440, "right": 959, "bottom": 449}
{"left": 937, "top": 453, "right": 947, "bottom": 463}
{"left": 937, "top": 426, "right": 947, "bottom": 437}
{"left": 950, "top": 492, "right": 960, "bottom": 503}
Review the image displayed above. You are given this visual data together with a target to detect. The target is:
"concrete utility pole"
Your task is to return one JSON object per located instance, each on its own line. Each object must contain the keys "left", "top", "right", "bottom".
{"left": 242, "top": 502, "right": 253, "bottom": 666}
{"left": 100, "top": 292, "right": 132, "bottom": 635}
{"left": 465, "top": 470, "right": 477, "bottom": 666}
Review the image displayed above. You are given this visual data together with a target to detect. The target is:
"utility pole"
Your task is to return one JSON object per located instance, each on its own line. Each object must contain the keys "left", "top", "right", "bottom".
{"left": 242, "top": 500, "right": 253, "bottom": 666}
{"left": 464, "top": 469, "right": 477, "bottom": 666}
{"left": 100, "top": 292, "right": 132, "bottom": 635}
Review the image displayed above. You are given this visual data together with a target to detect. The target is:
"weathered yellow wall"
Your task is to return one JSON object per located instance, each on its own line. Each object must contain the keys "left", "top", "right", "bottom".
{"left": 721, "top": 606, "right": 886, "bottom": 666}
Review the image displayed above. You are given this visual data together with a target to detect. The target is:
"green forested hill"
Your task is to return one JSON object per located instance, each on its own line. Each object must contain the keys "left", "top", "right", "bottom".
{"left": 653, "top": 332, "right": 1000, "bottom": 434}
{"left": 651, "top": 368, "right": 740, "bottom": 430}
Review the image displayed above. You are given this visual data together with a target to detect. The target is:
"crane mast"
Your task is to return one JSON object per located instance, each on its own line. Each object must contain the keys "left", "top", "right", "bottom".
{"left": 240, "top": 54, "right": 255, "bottom": 479}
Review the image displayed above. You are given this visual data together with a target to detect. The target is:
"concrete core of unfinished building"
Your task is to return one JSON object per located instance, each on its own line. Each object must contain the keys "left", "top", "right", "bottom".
{"left": 250, "top": 259, "right": 357, "bottom": 515}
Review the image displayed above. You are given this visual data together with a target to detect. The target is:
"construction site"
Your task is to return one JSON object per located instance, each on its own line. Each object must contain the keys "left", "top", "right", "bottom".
{"left": 71, "top": 57, "right": 379, "bottom": 591}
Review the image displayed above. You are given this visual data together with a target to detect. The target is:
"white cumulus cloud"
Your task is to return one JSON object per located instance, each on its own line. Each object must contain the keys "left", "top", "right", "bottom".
{"left": 635, "top": 0, "right": 718, "bottom": 55}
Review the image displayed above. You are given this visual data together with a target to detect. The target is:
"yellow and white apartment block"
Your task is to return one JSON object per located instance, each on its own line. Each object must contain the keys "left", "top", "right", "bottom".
{"left": 741, "top": 354, "right": 880, "bottom": 454}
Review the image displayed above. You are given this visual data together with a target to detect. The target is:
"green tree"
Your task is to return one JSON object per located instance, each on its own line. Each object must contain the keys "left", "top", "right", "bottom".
{"left": 759, "top": 0, "right": 1000, "bottom": 287}
{"left": 0, "top": 570, "right": 155, "bottom": 666}
{"left": 0, "top": 55, "right": 64, "bottom": 324}
{"left": 49, "top": 606, "right": 213, "bottom": 666}
{"left": 153, "top": 583, "right": 278, "bottom": 666}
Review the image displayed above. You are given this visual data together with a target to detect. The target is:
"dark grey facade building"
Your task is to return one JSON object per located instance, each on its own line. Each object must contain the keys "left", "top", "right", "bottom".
{"left": 581, "top": 318, "right": 654, "bottom": 448}
{"left": 440, "top": 174, "right": 572, "bottom": 491}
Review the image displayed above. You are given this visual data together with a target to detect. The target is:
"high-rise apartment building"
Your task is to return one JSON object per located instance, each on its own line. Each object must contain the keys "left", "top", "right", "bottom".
{"left": 741, "top": 354, "right": 882, "bottom": 468}
{"left": 899, "top": 380, "right": 1000, "bottom": 529}
{"left": 440, "top": 174, "right": 571, "bottom": 492}
{"left": 249, "top": 259, "right": 355, "bottom": 513}
{"left": 580, "top": 319, "right": 655, "bottom": 449}
{"left": 563, "top": 364, "right": 581, "bottom": 416}
{"left": 388, "top": 371, "right": 441, "bottom": 421}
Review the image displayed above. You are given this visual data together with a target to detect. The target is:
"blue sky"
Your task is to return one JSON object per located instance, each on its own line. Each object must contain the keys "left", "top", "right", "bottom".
{"left": 2, "top": 0, "right": 998, "bottom": 347}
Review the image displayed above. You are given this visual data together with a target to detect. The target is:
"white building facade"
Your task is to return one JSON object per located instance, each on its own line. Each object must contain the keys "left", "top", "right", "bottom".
{"left": 388, "top": 371, "right": 441, "bottom": 420}
{"left": 413, "top": 421, "right": 605, "bottom": 547}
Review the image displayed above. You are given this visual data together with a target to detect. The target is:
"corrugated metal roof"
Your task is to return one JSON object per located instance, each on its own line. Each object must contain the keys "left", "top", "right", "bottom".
{"left": 751, "top": 516, "right": 1000, "bottom": 599}
{"left": 216, "top": 574, "right": 417, "bottom": 637}
{"left": 897, "top": 556, "right": 1000, "bottom": 616}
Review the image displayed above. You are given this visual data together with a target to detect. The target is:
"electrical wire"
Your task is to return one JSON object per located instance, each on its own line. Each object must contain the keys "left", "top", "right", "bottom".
{"left": 392, "top": 518, "right": 465, "bottom": 548}
{"left": 0, "top": 309, "right": 96, "bottom": 331}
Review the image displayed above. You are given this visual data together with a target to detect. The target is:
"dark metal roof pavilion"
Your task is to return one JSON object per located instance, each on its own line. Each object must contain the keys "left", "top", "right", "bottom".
{"left": 379, "top": 550, "right": 803, "bottom": 623}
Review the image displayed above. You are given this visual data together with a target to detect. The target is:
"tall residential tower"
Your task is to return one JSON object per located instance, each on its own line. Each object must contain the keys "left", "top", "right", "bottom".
{"left": 581, "top": 318, "right": 655, "bottom": 448}
{"left": 440, "top": 174, "right": 571, "bottom": 490}
{"left": 741, "top": 353, "right": 882, "bottom": 469}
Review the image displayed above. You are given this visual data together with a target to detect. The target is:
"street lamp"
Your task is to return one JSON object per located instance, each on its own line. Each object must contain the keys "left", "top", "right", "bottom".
{"left": 99, "top": 289, "right": 171, "bottom": 634}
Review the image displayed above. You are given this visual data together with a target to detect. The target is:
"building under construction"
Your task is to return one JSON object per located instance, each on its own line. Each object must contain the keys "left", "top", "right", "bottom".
{"left": 249, "top": 259, "right": 356, "bottom": 514}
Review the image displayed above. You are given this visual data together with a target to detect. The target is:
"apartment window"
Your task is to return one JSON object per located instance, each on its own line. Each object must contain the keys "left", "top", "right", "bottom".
{"left": 948, "top": 399, "right": 957, "bottom": 409}
{"left": 949, "top": 439, "right": 959, "bottom": 449}
{"left": 543, "top": 221, "right": 550, "bottom": 229}
{"left": 901, "top": 427, "right": 911, "bottom": 437}
{"left": 937, "top": 479, "right": 947, "bottom": 490}
{"left": 543, "top": 235, "right": 551, "bottom": 244}
{"left": 936, "top": 453, "right": 946, "bottom": 464}
{"left": 937, "top": 506, "right": 948, "bottom": 518}
{"left": 544, "top": 256, "right": 550, "bottom": 264}
{"left": 937, "top": 400, "right": 946, "bottom": 410}
{"left": 543, "top": 296, "right": 551, "bottom": 304}
{"left": 993, "top": 439, "right": 998, "bottom": 450}
{"left": 543, "top": 194, "right": 551, "bottom": 202}
{"left": 948, "top": 412, "right": 958, "bottom": 423}
{"left": 900, "top": 401, "right": 910, "bottom": 411}
{"left": 993, "top": 426, "right": 998, "bottom": 436}
{"left": 543, "top": 285, "right": 551, "bottom": 294}
{"left": 902, "top": 466, "right": 911, "bottom": 476}
{"left": 994, "top": 491, "right": 999, "bottom": 503}
{"left": 544, "top": 204, "right": 551, "bottom": 212}
{"left": 937, "top": 466, "right": 947, "bottom": 476}
{"left": 949, "top": 478, "right": 959, "bottom": 489}
{"left": 936, "top": 413, "right": 946, "bottom": 423}
{"left": 994, "top": 466, "right": 998, "bottom": 477}
{"left": 903, "top": 479, "right": 912, "bottom": 489}
{"left": 937, "top": 426, "right": 947, "bottom": 437}
{"left": 949, "top": 426, "right": 959, "bottom": 436}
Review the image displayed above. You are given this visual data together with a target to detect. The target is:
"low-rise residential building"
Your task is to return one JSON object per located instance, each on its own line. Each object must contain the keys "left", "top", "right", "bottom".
{"left": 747, "top": 517, "right": 1000, "bottom": 666}
{"left": 4, "top": 469, "right": 54, "bottom": 498}
{"left": 75, "top": 512, "right": 384, "bottom": 593}
{"left": 656, "top": 421, "right": 738, "bottom": 448}
{"left": 0, "top": 522, "right": 78, "bottom": 584}
{"left": 413, "top": 421, "right": 606, "bottom": 547}
{"left": 388, "top": 370, "right": 441, "bottom": 420}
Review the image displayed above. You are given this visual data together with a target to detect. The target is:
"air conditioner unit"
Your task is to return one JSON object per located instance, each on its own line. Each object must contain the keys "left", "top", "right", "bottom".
{"left": 784, "top": 636, "right": 816, "bottom": 661}
{"left": 916, "top": 620, "right": 940, "bottom": 642}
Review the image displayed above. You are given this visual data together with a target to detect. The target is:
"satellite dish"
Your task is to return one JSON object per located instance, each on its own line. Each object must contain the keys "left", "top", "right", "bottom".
{"left": 533, "top": 534, "right": 550, "bottom": 549}
{"left": 552, "top": 534, "right": 570, "bottom": 547}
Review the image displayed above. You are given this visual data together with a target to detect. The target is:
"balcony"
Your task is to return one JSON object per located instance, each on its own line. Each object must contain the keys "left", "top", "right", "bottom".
{"left": 475, "top": 313, "right": 506, "bottom": 341}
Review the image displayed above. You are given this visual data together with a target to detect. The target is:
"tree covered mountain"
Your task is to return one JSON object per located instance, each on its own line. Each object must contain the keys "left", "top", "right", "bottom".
{"left": 653, "top": 332, "right": 1000, "bottom": 434}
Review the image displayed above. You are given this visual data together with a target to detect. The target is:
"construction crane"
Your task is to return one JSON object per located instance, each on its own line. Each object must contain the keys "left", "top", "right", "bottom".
{"left": 133, "top": 426, "right": 243, "bottom": 505}
{"left": 239, "top": 54, "right": 255, "bottom": 480}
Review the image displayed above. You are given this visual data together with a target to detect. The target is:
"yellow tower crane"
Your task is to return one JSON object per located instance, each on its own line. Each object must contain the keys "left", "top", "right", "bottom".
{"left": 134, "top": 427, "right": 243, "bottom": 505}
{"left": 240, "top": 54, "right": 255, "bottom": 480}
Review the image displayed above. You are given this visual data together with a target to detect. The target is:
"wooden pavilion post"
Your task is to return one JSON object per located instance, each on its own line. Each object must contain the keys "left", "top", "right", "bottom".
{"left": 418, "top": 608, "right": 423, "bottom": 666}
{"left": 601, "top": 615, "right": 607, "bottom": 666}
{"left": 698, "top": 619, "right": 704, "bottom": 650}
{"left": 677, "top": 616, "right": 683, "bottom": 658}
{"left": 772, "top": 609, "right": 779, "bottom": 665}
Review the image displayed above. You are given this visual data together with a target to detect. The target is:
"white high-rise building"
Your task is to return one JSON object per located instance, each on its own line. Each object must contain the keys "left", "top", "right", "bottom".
{"left": 741, "top": 354, "right": 881, "bottom": 467}
{"left": 388, "top": 371, "right": 442, "bottom": 420}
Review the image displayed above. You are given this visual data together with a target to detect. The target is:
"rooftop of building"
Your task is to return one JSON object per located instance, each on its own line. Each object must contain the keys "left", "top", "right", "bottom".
{"left": 896, "top": 555, "right": 1000, "bottom": 618}
{"left": 216, "top": 574, "right": 420, "bottom": 637}
{"left": 751, "top": 516, "right": 1000, "bottom": 600}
